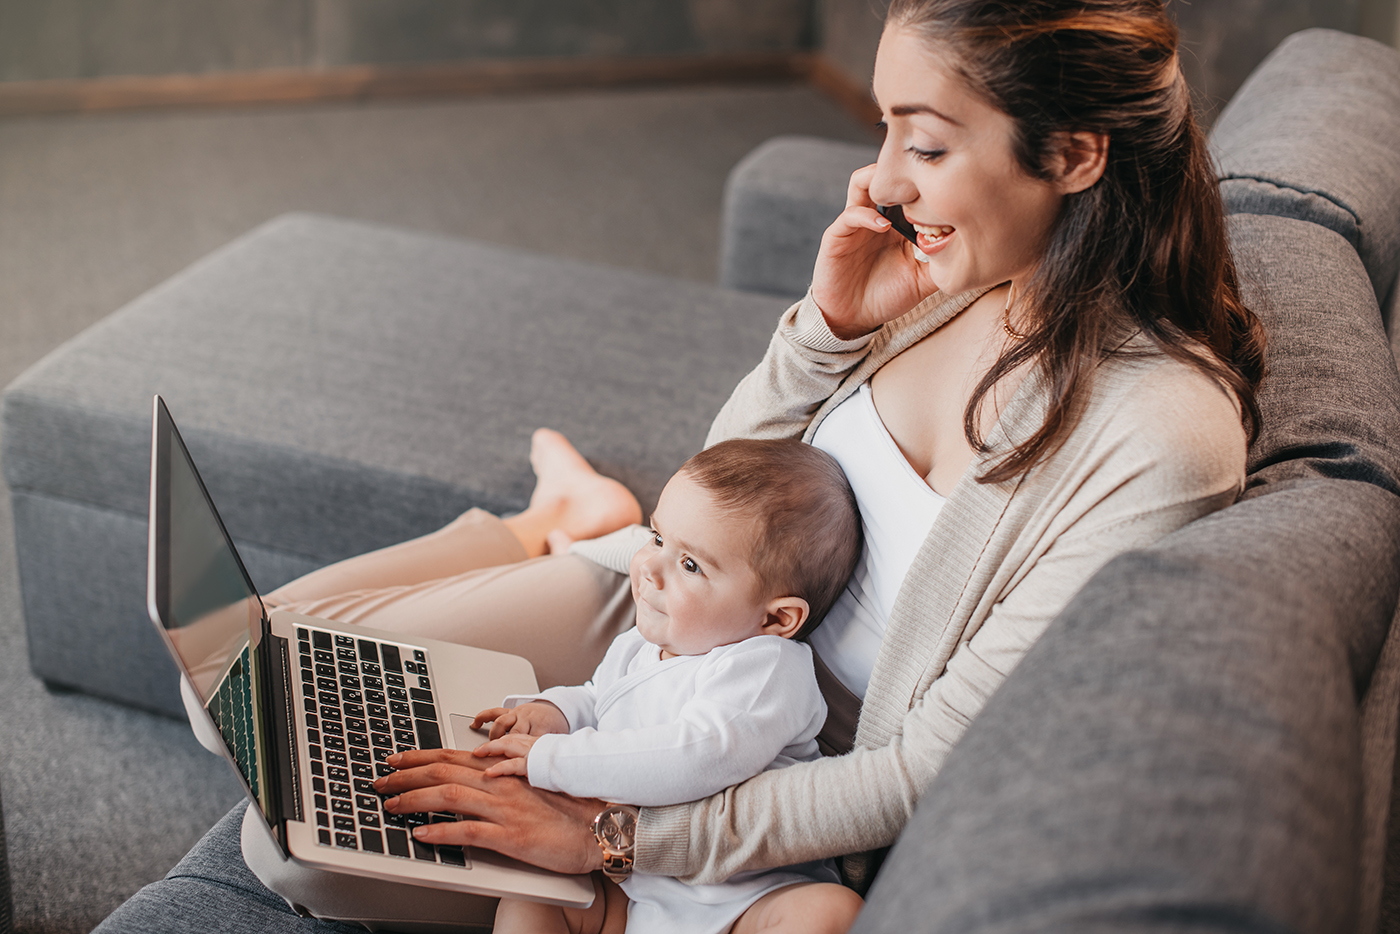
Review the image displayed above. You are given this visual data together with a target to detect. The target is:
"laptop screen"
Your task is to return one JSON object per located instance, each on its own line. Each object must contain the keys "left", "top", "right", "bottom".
{"left": 149, "top": 397, "right": 270, "bottom": 808}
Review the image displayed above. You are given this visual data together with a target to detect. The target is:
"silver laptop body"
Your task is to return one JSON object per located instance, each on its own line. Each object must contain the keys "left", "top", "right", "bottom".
{"left": 146, "top": 395, "right": 593, "bottom": 907}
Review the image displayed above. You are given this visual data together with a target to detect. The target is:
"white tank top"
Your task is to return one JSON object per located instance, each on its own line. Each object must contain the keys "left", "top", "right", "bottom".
{"left": 809, "top": 383, "right": 946, "bottom": 697}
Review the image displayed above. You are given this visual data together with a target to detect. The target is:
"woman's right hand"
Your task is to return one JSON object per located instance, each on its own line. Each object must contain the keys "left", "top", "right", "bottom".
{"left": 811, "top": 164, "right": 940, "bottom": 340}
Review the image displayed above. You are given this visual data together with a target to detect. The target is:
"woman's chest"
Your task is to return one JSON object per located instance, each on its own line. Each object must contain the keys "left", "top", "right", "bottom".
{"left": 868, "top": 288, "right": 1016, "bottom": 495}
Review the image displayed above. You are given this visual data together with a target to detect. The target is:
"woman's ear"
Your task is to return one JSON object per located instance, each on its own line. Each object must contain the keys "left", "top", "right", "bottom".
{"left": 762, "top": 597, "right": 810, "bottom": 640}
{"left": 1050, "top": 130, "right": 1109, "bottom": 194}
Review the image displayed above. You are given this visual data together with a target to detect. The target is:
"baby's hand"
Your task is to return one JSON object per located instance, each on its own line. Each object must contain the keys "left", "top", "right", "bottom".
{"left": 474, "top": 733, "right": 538, "bottom": 777}
{"left": 470, "top": 701, "right": 569, "bottom": 739}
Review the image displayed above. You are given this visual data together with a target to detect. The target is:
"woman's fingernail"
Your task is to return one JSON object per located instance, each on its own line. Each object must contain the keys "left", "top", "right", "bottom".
{"left": 876, "top": 217, "right": 891, "bottom": 227}
{"left": 385, "top": 796, "right": 399, "bottom": 809}
{"left": 387, "top": 753, "right": 401, "bottom": 764}
{"left": 412, "top": 826, "right": 426, "bottom": 839}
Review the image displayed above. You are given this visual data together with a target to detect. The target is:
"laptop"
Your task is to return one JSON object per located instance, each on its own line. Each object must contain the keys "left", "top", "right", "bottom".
{"left": 146, "top": 394, "right": 594, "bottom": 907}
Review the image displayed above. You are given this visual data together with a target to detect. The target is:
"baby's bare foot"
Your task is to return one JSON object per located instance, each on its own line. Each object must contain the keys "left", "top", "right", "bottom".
{"left": 528, "top": 429, "right": 641, "bottom": 543}
{"left": 545, "top": 530, "right": 575, "bottom": 555}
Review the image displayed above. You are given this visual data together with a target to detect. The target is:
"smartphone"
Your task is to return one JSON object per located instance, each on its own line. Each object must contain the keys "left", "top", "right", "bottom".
{"left": 877, "top": 204, "right": 919, "bottom": 245}
{"left": 877, "top": 204, "right": 930, "bottom": 263}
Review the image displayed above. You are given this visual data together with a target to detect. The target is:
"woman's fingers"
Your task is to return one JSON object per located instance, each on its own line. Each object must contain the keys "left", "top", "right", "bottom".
{"left": 846, "top": 163, "right": 878, "bottom": 208}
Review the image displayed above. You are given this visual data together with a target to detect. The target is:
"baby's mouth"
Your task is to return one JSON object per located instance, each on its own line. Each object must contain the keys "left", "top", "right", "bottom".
{"left": 912, "top": 223, "right": 955, "bottom": 252}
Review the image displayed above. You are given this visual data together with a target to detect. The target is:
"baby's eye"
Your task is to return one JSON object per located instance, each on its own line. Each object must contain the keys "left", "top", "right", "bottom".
{"left": 681, "top": 557, "right": 700, "bottom": 574}
{"left": 650, "top": 530, "right": 663, "bottom": 547}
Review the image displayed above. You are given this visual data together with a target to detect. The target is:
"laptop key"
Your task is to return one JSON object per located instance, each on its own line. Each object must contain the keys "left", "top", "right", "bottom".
{"left": 325, "top": 751, "right": 347, "bottom": 766}
{"left": 334, "top": 816, "right": 355, "bottom": 831}
{"left": 348, "top": 732, "right": 369, "bottom": 749}
{"left": 316, "top": 812, "right": 329, "bottom": 827}
{"left": 359, "top": 811, "right": 380, "bottom": 828}
{"left": 349, "top": 748, "right": 372, "bottom": 763}
{"left": 345, "top": 717, "right": 367, "bottom": 733}
{"left": 410, "top": 688, "right": 433, "bottom": 704}
{"left": 363, "top": 676, "right": 383, "bottom": 691}
{"left": 370, "top": 718, "right": 391, "bottom": 733}
{"left": 393, "top": 729, "right": 417, "bottom": 746}
{"left": 315, "top": 664, "right": 336, "bottom": 678}
{"left": 314, "top": 794, "right": 327, "bottom": 811}
{"left": 329, "top": 782, "right": 351, "bottom": 798}
{"left": 390, "top": 700, "right": 410, "bottom": 716}
{"left": 372, "top": 748, "right": 392, "bottom": 763}
{"left": 411, "top": 838, "right": 437, "bottom": 862}
{"left": 318, "top": 829, "right": 332, "bottom": 846}
{"left": 335, "top": 832, "right": 358, "bottom": 850}
{"left": 361, "top": 829, "right": 384, "bottom": 854}
{"left": 415, "top": 720, "right": 443, "bottom": 750}
{"left": 334, "top": 635, "right": 354, "bottom": 647}
{"left": 309, "top": 744, "right": 323, "bottom": 761}
{"left": 380, "top": 645, "right": 403, "bottom": 672}
{"left": 351, "top": 763, "right": 374, "bottom": 779}
{"left": 371, "top": 732, "right": 393, "bottom": 749}
{"left": 332, "top": 799, "right": 353, "bottom": 815}
{"left": 353, "top": 779, "right": 377, "bottom": 795}
{"left": 328, "top": 766, "right": 349, "bottom": 781}
{"left": 391, "top": 715, "right": 414, "bottom": 731}
{"left": 412, "top": 702, "right": 436, "bottom": 720}
{"left": 384, "top": 811, "right": 406, "bottom": 828}
{"left": 355, "top": 794, "right": 379, "bottom": 811}
{"left": 313, "top": 631, "right": 332, "bottom": 649}
{"left": 385, "top": 827, "right": 410, "bottom": 857}
{"left": 342, "top": 689, "right": 363, "bottom": 704}
{"left": 314, "top": 650, "right": 334, "bottom": 664}
{"left": 437, "top": 845, "right": 467, "bottom": 867}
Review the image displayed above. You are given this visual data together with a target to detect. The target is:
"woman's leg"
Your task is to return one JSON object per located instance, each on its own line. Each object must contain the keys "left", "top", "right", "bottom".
{"left": 267, "top": 427, "right": 640, "bottom": 613}
{"left": 494, "top": 875, "right": 627, "bottom": 934}
{"left": 731, "top": 882, "right": 863, "bottom": 934}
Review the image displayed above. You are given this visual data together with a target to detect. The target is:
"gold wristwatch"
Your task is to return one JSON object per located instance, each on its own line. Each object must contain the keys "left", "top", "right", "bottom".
{"left": 592, "top": 804, "right": 640, "bottom": 883}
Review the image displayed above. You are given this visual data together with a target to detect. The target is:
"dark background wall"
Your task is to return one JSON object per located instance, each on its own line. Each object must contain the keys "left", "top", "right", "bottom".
{"left": 0, "top": 0, "right": 818, "bottom": 82}
{"left": 0, "top": 0, "right": 1396, "bottom": 125}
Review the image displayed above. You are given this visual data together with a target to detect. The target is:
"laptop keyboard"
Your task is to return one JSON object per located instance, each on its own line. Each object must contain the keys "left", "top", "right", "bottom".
{"left": 295, "top": 626, "right": 470, "bottom": 868}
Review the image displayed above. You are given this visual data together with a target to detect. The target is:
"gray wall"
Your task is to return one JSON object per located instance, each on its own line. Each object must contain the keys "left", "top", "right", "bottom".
{"left": 816, "top": 0, "right": 1396, "bottom": 127}
{"left": 0, "top": 0, "right": 818, "bottom": 82}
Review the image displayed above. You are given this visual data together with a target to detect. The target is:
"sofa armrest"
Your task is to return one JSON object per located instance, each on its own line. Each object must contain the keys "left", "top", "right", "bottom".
{"left": 718, "top": 135, "right": 877, "bottom": 297}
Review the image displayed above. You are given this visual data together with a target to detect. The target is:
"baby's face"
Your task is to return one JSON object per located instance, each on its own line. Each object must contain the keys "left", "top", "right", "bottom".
{"left": 629, "top": 472, "right": 773, "bottom": 658}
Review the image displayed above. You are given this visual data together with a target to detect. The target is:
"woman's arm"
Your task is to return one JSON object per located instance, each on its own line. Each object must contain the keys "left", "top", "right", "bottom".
{"left": 704, "top": 294, "right": 878, "bottom": 447}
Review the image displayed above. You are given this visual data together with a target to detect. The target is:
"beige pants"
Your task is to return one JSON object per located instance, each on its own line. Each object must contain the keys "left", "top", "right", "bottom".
{"left": 265, "top": 508, "right": 636, "bottom": 690}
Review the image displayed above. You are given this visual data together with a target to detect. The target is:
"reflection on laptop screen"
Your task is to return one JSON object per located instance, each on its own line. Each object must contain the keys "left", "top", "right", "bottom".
{"left": 159, "top": 413, "right": 267, "bottom": 803}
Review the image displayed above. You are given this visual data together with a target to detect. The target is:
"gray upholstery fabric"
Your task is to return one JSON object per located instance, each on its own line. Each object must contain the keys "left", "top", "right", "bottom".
{"left": 1, "top": 775, "right": 10, "bottom": 934}
{"left": 1229, "top": 214, "right": 1400, "bottom": 495}
{"left": 1212, "top": 29, "right": 1400, "bottom": 304}
{"left": 853, "top": 479, "right": 1400, "bottom": 934}
{"left": 1, "top": 212, "right": 787, "bottom": 715}
{"left": 718, "top": 135, "right": 877, "bottom": 296}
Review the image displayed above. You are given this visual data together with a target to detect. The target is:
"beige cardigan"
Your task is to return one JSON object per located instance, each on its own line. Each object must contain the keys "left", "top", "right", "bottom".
{"left": 633, "top": 288, "right": 1247, "bottom": 886}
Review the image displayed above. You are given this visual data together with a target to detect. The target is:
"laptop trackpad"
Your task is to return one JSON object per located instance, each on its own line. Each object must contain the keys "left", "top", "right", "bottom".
{"left": 450, "top": 714, "right": 489, "bottom": 751}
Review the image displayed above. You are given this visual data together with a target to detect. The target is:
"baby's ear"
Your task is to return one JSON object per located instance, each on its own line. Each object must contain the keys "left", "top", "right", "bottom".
{"left": 762, "top": 597, "right": 810, "bottom": 640}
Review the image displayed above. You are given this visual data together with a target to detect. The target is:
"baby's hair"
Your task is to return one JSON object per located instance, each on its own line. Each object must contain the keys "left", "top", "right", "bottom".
{"left": 679, "top": 438, "right": 861, "bottom": 639}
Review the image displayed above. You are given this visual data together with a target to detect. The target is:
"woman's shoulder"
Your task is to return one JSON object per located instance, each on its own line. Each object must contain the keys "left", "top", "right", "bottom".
{"left": 1079, "top": 340, "right": 1247, "bottom": 490}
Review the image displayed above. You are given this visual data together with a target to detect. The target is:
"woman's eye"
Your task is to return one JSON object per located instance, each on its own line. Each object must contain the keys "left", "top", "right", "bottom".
{"left": 681, "top": 557, "right": 700, "bottom": 574}
{"left": 908, "top": 146, "right": 947, "bottom": 163}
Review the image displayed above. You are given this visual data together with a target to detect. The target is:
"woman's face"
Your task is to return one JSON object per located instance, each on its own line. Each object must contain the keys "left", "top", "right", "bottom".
{"left": 869, "top": 27, "right": 1065, "bottom": 295}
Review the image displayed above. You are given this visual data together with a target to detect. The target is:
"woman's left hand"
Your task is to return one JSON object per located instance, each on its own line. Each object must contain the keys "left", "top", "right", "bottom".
{"left": 374, "top": 748, "right": 606, "bottom": 875}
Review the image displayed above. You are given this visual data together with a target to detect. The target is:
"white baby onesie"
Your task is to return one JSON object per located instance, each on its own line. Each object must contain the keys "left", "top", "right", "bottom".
{"left": 505, "top": 628, "right": 838, "bottom": 934}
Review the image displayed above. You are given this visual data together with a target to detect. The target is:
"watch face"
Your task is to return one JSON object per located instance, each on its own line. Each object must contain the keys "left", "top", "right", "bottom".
{"left": 598, "top": 807, "right": 637, "bottom": 850}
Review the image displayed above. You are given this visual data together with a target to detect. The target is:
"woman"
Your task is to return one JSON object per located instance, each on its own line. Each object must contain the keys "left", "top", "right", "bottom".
{"left": 120, "top": 0, "right": 1265, "bottom": 929}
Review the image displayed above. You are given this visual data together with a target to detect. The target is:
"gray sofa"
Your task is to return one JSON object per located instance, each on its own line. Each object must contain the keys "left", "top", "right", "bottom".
{"left": 4, "top": 26, "right": 1400, "bottom": 934}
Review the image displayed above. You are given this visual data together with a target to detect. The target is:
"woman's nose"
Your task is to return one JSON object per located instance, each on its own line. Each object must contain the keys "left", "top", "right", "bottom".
{"left": 867, "top": 136, "right": 917, "bottom": 208}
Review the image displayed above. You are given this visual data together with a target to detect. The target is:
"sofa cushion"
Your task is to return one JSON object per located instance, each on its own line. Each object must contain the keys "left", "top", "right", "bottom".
{"left": 1228, "top": 213, "right": 1400, "bottom": 497}
{"left": 719, "top": 135, "right": 878, "bottom": 297}
{"left": 1211, "top": 29, "right": 1400, "bottom": 303}
{"left": 2, "top": 212, "right": 787, "bottom": 564}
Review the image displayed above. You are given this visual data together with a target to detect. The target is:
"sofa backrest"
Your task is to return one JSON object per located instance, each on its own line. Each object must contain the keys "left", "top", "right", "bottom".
{"left": 1211, "top": 28, "right": 1400, "bottom": 315}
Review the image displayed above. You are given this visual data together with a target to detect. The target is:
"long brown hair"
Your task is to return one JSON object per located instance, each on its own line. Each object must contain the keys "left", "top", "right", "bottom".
{"left": 886, "top": 0, "right": 1266, "bottom": 483}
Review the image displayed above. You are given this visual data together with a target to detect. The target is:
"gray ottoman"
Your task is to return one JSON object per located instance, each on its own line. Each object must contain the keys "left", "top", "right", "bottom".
{"left": 1, "top": 214, "right": 788, "bottom": 717}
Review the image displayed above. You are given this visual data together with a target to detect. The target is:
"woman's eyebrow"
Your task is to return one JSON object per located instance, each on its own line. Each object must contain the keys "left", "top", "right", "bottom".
{"left": 889, "top": 103, "right": 963, "bottom": 127}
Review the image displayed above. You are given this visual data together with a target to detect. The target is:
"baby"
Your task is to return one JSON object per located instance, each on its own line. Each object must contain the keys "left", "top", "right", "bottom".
{"left": 471, "top": 438, "right": 865, "bottom": 934}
